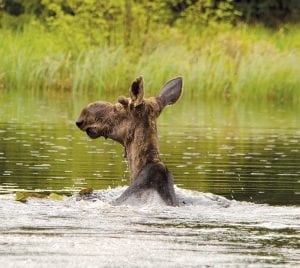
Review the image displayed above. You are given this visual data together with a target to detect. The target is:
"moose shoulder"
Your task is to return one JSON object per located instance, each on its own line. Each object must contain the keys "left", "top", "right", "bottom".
{"left": 76, "top": 76, "right": 183, "bottom": 206}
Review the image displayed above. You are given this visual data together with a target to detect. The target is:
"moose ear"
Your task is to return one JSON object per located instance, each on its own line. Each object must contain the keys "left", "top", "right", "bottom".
{"left": 130, "top": 76, "right": 144, "bottom": 107}
{"left": 158, "top": 77, "right": 183, "bottom": 108}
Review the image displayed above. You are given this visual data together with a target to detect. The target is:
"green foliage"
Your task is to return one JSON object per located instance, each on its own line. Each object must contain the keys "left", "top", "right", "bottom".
{"left": 0, "top": 1, "right": 299, "bottom": 103}
{"left": 1, "top": 0, "right": 300, "bottom": 29}
{"left": 0, "top": 22, "right": 299, "bottom": 103}
{"left": 234, "top": 0, "right": 300, "bottom": 26}
{"left": 40, "top": 0, "right": 124, "bottom": 46}
{"left": 0, "top": 0, "right": 240, "bottom": 53}
{"left": 177, "top": 0, "right": 241, "bottom": 28}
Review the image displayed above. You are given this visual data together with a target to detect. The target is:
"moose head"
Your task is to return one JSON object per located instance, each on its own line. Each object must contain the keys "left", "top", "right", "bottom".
{"left": 76, "top": 76, "right": 183, "bottom": 205}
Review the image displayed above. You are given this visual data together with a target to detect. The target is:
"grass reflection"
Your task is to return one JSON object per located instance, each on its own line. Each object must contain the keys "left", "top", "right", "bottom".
{"left": 0, "top": 95, "right": 299, "bottom": 205}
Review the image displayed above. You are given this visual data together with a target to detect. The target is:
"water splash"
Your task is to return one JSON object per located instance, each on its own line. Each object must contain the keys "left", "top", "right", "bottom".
{"left": 1, "top": 187, "right": 299, "bottom": 267}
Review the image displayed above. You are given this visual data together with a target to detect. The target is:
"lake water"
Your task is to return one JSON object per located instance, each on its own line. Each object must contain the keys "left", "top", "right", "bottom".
{"left": 0, "top": 95, "right": 299, "bottom": 266}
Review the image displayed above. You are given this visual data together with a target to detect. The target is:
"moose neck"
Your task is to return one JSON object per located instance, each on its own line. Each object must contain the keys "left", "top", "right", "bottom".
{"left": 124, "top": 122, "right": 161, "bottom": 180}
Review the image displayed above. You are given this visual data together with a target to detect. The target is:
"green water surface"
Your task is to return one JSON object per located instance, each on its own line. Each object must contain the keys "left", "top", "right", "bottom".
{"left": 0, "top": 93, "right": 299, "bottom": 205}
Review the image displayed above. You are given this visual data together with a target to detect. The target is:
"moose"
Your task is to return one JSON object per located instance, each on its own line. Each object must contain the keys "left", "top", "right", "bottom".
{"left": 76, "top": 76, "right": 183, "bottom": 206}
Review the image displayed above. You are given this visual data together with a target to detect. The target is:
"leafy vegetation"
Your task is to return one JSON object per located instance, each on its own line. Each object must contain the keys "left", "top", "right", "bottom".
{"left": 0, "top": 0, "right": 299, "bottom": 103}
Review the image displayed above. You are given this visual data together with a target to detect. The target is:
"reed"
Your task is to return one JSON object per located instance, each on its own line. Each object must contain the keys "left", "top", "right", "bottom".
{"left": 0, "top": 23, "right": 299, "bottom": 103}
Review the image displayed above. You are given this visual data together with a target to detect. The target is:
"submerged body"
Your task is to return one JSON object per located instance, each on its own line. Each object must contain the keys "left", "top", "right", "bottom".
{"left": 76, "top": 76, "right": 183, "bottom": 206}
{"left": 114, "top": 162, "right": 178, "bottom": 206}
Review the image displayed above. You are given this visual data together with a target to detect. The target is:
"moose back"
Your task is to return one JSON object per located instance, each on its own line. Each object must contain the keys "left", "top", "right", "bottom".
{"left": 76, "top": 76, "right": 183, "bottom": 206}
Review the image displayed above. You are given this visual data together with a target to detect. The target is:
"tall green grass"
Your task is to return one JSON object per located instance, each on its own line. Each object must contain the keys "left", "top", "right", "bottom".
{"left": 0, "top": 23, "right": 299, "bottom": 103}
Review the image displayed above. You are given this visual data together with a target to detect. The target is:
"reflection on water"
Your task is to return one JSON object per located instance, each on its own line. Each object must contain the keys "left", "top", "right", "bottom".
{"left": 0, "top": 95, "right": 299, "bottom": 266}
{"left": 162, "top": 125, "right": 300, "bottom": 205}
{"left": 0, "top": 122, "right": 299, "bottom": 205}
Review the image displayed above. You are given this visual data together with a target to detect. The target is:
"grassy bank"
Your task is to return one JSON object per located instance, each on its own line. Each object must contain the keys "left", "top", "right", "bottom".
{"left": 0, "top": 23, "right": 299, "bottom": 103}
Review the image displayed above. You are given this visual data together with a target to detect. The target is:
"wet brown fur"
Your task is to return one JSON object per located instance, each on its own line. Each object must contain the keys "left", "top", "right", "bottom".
{"left": 76, "top": 76, "right": 183, "bottom": 205}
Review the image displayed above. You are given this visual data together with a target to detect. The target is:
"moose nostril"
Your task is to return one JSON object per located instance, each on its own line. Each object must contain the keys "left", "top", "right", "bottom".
{"left": 76, "top": 120, "right": 84, "bottom": 128}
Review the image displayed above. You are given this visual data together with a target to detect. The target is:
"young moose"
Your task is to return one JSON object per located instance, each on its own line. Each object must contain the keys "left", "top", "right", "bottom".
{"left": 76, "top": 76, "right": 183, "bottom": 206}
